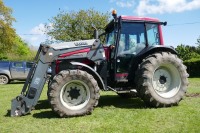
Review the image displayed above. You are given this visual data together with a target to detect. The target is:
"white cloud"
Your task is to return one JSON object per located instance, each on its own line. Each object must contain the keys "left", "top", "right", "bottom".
{"left": 20, "top": 23, "right": 54, "bottom": 47}
{"left": 29, "top": 24, "right": 46, "bottom": 46}
{"left": 20, "top": 34, "right": 46, "bottom": 47}
{"left": 30, "top": 23, "right": 46, "bottom": 35}
{"left": 109, "top": 0, "right": 134, "bottom": 8}
{"left": 135, "top": 0, "right": 200, "bottom": 16}
{"left": 116, "top": 1, "right": 134, "bottom": 8}
{"left": 30, "top": 36, "right": 39, "bottom": 41}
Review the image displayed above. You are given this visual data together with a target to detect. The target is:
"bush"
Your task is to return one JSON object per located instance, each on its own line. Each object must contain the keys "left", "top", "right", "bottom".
{"left": 184, "top": 58, "right": 200, "bottom": 77}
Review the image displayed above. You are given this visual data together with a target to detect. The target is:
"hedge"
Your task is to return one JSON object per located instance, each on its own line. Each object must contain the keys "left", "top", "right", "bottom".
{"left": 184, "top": 58, "right": 200, "bottom": 77}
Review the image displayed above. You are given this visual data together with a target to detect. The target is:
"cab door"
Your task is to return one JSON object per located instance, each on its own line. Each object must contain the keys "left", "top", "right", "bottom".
{"left": 115, "top": 34, "right": 135, "bottom": 81}
{"left": 114, "top": 22, "right": 146, "bottom": 82}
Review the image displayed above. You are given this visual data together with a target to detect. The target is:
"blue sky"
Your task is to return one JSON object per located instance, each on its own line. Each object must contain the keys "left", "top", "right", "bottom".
{"left": 3, "top": 0, "right": 200, "bottom": 47}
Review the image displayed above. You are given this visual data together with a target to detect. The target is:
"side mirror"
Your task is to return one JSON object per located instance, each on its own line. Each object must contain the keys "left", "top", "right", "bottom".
{"left": 163, "top": 21, "right": 167, "bottom": 26}
{"left": 92, "top": 24, "right": 99, "bottom": 39}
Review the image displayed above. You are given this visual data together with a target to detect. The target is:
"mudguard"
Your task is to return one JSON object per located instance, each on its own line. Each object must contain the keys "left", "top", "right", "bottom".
{"left": 70, "top": 62, "right": 106, "bottom": 91}
{"left": 137, "top": 45, "right": 177, "bottom": 57}
{"left": 128, "top": 45, "right": 178, "bottom": 81}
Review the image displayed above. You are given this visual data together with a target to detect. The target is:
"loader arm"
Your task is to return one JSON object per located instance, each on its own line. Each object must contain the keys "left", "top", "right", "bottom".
{"left": 11, "top": 39, "right": 103, "bottom": 116}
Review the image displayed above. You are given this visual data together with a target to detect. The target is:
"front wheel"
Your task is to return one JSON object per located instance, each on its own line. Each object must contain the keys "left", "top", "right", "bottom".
{"left": 48, "top": 70, "right": 100, "bottom": 117}
{"left": 0, "top": 75, "right": 9, "bottom": 84}
{"left": 135, "top": 52, "right": 189, "bottom": 107}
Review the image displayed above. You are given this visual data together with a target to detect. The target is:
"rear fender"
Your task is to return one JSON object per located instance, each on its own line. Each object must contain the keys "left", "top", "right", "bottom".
{"left": 128, "top": 46, "right": 177, "bottom": 81}
{"left": 70, "top": 62, "right": 106, "bottom": 91}
{"left": 137, "top": 45, "right": 177, "bottom": 57}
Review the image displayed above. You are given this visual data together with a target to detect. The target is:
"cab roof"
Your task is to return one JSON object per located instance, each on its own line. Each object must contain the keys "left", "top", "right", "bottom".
{"left": 121, "top": 15, "right": 160, "bottom": 22}
{"left": 105, "top": 15, "right": 160, "bottom": 32}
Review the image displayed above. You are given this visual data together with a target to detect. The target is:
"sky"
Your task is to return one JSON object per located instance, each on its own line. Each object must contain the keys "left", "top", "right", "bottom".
{"left": 3, "top": 0, "right": 200, "bottom": 47}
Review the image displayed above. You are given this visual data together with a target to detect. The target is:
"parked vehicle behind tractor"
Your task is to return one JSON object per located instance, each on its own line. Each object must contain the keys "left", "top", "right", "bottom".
{"left": 11, "top": 10, "right": 188, "bottom": 117}
{"left": 0, "top": 61, "right": 33, "bottom": 84}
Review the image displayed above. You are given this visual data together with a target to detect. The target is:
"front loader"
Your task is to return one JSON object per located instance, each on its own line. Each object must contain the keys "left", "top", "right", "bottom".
{"left": 11, "top": 11, "right": 189, "bottom": 117}
{"left": 11, "top": 39, "right": 105, "bottom": 116}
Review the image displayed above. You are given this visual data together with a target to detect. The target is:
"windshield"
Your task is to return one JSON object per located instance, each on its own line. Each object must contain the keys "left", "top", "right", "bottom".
{"left": 118, "top": 22, "right": 146, "bottom": 55}
{"left": 118, "top": 22, "right": 160, "bottom": 55}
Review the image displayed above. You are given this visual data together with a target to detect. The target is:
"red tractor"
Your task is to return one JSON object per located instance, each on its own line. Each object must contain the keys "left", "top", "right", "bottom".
{"left": 11, "top": 11, "right": 188, "bottom": 117}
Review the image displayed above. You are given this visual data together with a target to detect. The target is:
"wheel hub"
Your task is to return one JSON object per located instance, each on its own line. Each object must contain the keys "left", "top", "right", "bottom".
{"left": 159, "top": 75, "right": 167, "bottom": 84}
{"left": 0, "top": 76, "right": 6, "bottom": 84}
{"left": 60, "top": 80, "right": 90, "bottom": 110}
{"left": 67, "top": 87, "right": 80, "bottom": 100}
{"left": 153, "top": 69, "right": 171, "bottom": 92}
{"left": 152, "top": 64, "right": 181, "bottom": 98}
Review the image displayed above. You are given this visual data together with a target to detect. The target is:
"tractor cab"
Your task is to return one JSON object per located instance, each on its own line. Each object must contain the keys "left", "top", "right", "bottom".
{"left": 101, "top": 11, "right": 166, "bottom": 87}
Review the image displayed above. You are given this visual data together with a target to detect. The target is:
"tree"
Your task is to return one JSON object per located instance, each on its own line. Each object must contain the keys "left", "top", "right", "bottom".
{"left": 0, "top": 0, "right": 16, "bottom": 58}
{"left": 5, "top": 36, "right": 37, "bottom": 61}
{"left": 196, "top": 36, "right": 200, "bottom": 54}
{"left": 0, "top": 0, "right": 35, "bottom": 61}
{"left": 45, "top": 9, "right": 110, "bottom": 42}
{"left": 196, "top": 36, "right": 200, "bottom": 46}
{"left": 0, "top": 0, "right": 15, "bottom": 25}
{"left": 176, "top": 44, "right": 190, "bottom": 61}
{"left": 176, "top": 44, "right": 200, "bottom": 61}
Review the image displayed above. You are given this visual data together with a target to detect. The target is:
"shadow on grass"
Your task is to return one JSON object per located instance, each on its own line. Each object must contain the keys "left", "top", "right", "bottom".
{"left": 9, "top": 81, "right": 25, "bottom": 84}
{"left": 35, "top": 100, "right": 51, "bottom": 110}
{"left": 35, "top": 95, "right": 146, "bottom": 110}
{"left": 33, "top": 111, "right": 58, "bottom": 118}
{"left": 31, "top": 94, "right": 146, "bottom": 118}
{"left": 5, "top": 110, "right": 11, "bottom": 117}
{"left": 5, "top": 109, "right": 58, "bottom": 118}
{"left": 98, "top": 95, "right": 146, "bottom": 109}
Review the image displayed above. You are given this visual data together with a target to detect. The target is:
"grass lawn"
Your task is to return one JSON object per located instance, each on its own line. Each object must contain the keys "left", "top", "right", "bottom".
{"left": 0, "top": 78, "right": 200, "bottom": 133}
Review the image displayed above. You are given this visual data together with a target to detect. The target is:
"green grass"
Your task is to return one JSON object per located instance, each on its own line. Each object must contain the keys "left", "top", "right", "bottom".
{"left": 0, "top": 78, "right": 200, "bottom": 133}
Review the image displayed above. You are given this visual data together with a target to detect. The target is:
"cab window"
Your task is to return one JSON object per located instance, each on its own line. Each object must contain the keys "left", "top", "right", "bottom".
{"left": 146, "top": 24, "right": 160, "bottom": 46}
{"left": 118, "top": 22, "right": 146, "bottom": 55}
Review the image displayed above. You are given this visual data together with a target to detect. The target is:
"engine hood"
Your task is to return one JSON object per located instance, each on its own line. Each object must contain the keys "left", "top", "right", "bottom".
{"left": 50, "top": 39, "right": 96, "bottom": 50}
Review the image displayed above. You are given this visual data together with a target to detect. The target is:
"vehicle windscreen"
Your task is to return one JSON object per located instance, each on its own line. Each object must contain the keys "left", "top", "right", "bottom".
{"left": 118, "top": 22, "right": 146, "bottom": 55}
{"left": 118, "top": 22, "right": 160, "bottom": 55}
{"left": 146, "top": 23, "right": 160, "bottom": 46}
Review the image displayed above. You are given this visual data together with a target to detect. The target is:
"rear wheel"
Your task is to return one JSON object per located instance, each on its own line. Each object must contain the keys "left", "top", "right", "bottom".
{"left": 0, "top": 75, "right": 9, "bottom": 84}
{"left": 48, "top": 70, "right": 100, "bottom": 117}
{"left": 135, "top": 52, "right": 189, "bottom": 107}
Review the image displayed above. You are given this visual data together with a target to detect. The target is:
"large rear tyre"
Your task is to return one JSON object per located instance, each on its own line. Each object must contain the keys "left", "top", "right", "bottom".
{"left": 135, "top": 52, "right": 189, "bottom": 107}
{"left": 48, "top": 70, "right": 100, "bottom": 117}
